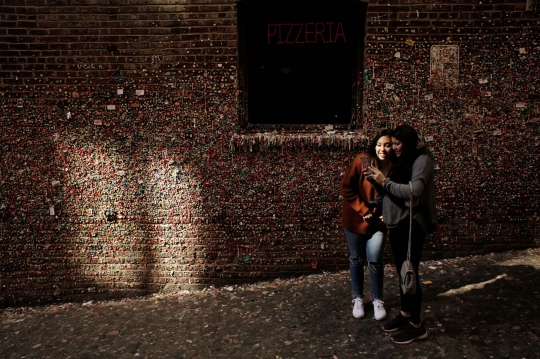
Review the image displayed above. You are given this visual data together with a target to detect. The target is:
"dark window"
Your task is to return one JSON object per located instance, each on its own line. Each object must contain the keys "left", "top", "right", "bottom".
{"left": 237, "top": 0, "right": 367, "bottom": 130}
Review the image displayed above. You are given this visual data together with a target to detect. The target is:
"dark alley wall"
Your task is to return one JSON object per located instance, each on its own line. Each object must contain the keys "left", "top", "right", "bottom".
{"left": 0, "top": 0, "right": 539, "bottom": 307}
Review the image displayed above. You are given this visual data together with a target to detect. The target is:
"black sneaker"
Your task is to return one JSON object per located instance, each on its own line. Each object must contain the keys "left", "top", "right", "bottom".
{"left": 382, "top": 313, "right": 409, "bottom": 332}
{"left": 391, "top": 323, "right": 428, "bottom": 344}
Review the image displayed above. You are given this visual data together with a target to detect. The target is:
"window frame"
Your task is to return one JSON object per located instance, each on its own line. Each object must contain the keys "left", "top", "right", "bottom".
{"left": 236, "top": 0, "right": 368, "bottom": 133}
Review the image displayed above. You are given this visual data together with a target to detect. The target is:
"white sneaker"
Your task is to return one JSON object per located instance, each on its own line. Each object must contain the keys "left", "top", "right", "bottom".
{"left": 372, "top": 299, "right": 386, "bottom": 321}
{"left": 352, "top": 297, "right": 364, "bottom": 318}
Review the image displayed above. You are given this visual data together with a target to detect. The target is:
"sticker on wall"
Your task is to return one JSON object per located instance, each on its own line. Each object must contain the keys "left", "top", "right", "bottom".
{"left": 430, "top": 45, "right": 459, "bottom": 88}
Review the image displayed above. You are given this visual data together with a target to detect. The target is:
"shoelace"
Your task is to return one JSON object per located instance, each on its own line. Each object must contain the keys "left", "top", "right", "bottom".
{"left": 374, "top": 300, "right": 384, "bottom": 310}
{"left": 352, "top": 298, "right": 362, "bottom": 307}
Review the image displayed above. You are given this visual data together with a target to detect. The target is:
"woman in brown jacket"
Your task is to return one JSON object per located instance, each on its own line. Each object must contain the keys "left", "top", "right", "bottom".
{"left": 340, "top": 129, "right": 393, "bottom": 320}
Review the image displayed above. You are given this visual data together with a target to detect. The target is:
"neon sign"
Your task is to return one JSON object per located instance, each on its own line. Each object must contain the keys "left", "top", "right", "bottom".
{"left": 267, "top": 22, "right": 346, "bottom": 45}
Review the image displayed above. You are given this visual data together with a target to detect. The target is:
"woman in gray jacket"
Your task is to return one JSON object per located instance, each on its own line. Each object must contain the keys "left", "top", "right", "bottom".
{"left": 365, "top": 124, "right": 437, "bottom": 345}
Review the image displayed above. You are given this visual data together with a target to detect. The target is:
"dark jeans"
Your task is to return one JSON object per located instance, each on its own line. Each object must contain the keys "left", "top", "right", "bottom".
{"left": 389, "top": 220, "right": 426, "bottom": 325}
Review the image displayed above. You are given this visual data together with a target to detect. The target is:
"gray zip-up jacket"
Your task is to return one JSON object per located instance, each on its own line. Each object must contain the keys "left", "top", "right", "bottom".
{"left": 381, "top": 154, "right": 437, "bottom": 233}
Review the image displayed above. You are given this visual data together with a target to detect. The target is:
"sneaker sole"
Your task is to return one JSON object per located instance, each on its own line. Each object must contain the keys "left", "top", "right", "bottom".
{"left": 391, "top": 332, "right": 429, "bottom": 345}
{"left": 381, "top": 324, "right": 407, "bottom": 332}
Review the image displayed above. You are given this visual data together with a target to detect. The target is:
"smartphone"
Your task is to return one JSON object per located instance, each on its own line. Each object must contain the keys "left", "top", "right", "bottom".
{"left": 360, "top": 156, "right": 372, "bottom": 173}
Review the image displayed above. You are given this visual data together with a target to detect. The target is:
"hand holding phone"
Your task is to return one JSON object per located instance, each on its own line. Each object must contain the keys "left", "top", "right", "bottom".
{"left": 360, "top": 156, "right": 372, "bottom": 173}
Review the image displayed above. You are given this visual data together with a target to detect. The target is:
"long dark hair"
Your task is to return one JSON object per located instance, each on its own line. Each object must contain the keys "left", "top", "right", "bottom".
{"left": 388, "top": 124, "right": 428, "bottom": 183}
{"left": 367, "top": 129, "right": 392, "bottom": 168}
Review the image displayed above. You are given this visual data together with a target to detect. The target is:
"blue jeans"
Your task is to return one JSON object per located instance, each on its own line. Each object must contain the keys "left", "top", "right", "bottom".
{"left": 344, "top": 228, "right": 385, "bottom": 300}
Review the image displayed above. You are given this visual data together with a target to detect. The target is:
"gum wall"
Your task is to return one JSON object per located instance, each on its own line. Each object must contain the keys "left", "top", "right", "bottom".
{"left": 0, "top": 0, "right": 539, "bottom": 307}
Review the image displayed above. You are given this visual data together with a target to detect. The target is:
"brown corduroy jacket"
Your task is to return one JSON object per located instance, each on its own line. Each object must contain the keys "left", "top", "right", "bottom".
{"left": 340, "top": 153, "right": 382, "bottom": 234}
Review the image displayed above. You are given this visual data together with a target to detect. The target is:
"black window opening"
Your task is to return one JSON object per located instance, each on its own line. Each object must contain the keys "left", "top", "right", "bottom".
{"left": 237, "top": 0, "right": 368, "bottom": 130}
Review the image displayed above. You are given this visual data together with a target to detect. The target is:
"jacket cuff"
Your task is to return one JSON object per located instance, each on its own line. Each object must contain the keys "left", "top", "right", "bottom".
{"left": 359, "top": 206, "right": 370, "bottom": 216}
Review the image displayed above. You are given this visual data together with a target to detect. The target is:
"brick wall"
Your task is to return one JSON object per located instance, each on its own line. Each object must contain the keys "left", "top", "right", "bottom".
{"left": 0, "top": 0, "right": 539, "bottom": 307}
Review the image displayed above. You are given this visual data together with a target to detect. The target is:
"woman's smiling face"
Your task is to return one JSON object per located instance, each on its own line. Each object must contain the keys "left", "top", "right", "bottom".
{"left": 376, "top": 135, "right": 392, "bottom": 161}
{"left": 392, "top": 137, "right": 404, "bottom": 157}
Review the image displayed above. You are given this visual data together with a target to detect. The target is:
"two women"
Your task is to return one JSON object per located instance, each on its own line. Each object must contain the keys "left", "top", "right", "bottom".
{"left": 366, "top": 124, "right": 437, "bottom": 344}
{"left": 340, "top": 129, "right": 393, "bottom": 321}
